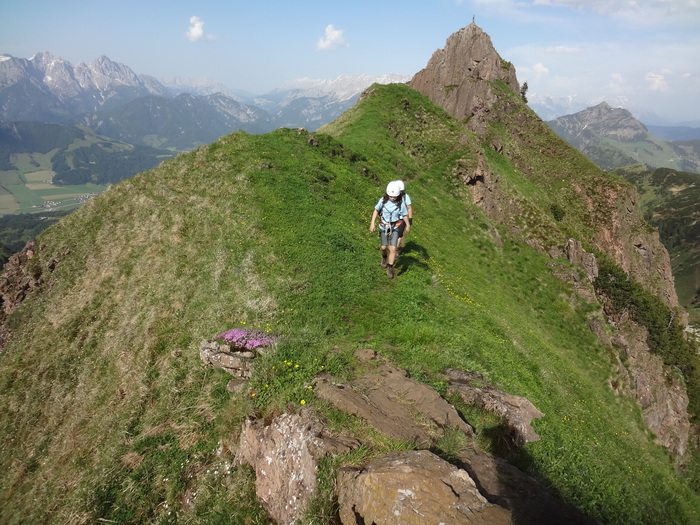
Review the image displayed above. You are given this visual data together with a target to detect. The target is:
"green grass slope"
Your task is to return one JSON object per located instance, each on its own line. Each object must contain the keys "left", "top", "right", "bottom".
{"left": 1, "top": 84, "right": 699, "bottom": 524}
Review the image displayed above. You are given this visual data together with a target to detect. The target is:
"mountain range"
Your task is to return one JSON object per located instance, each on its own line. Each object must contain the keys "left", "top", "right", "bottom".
{"left": 0, "top": 52, "right": 409, "bottom": 144}
{"left": 0, "top": 52, "right": 408, "bottom": 219}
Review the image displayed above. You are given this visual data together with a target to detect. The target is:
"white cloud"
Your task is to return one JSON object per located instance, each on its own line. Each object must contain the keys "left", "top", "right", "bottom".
{"left": 608, "top": 73, "right": 628, "bottom": 94}
{"left": 316, "top": 25, "right": 348, "bottom": 51}
{"left": 645, "top": 71, "right": 670, "bottom": 91}
{"left": 533, "top": 62, "right": 549, "bottom": 76}
{"left": 185, "top": 16, "right": 213, "bottom": 42}
{"left": 527, "top": 0, "right": 700, "bottom": 25}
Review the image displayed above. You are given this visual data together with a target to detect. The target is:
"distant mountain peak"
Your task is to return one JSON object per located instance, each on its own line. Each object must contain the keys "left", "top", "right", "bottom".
{"left": 549, "top": 102, "right": 649, "bottom": 142}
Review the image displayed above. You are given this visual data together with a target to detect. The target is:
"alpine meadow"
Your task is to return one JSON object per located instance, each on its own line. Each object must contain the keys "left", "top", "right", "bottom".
{"left": 1, "top": 24, "right": 699, "bottom": 525}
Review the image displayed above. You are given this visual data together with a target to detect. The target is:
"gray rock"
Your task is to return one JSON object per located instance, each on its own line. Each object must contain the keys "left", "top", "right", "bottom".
{"left": 234, "top": 411, "right": 359, "bottom": 525}
{"left": 444, "top": 368, "right": 544, "bottom": 446}
{"left": 409, "top": 23, "right": 520, "bottom": 135}
{"left": 312, "top": 350, "right": 473, "bottom": 447}
{"left": 199, "top": 340, "right": 255, "bottom": 378}
{"left": 337, "top": 449, "right": 512, "bottom": 525}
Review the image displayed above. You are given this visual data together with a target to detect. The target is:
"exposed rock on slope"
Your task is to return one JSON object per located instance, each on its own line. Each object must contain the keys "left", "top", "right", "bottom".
{"left": 234, "top": 411, "right": 360, "bottom": 524}
{"left": 234, "top": 350, "right": 591, "bottom": 525}
{"left": 444, "top": 368, "right": 544, "bottom": 446}
{"left": 607, "top": 315, "right": 691, "bottom": 456}
{"left": 311, "top": 349, "right": 474, "bottom": 447}
{"left": 409, "top": 23, "right": 520, "bottom": 134}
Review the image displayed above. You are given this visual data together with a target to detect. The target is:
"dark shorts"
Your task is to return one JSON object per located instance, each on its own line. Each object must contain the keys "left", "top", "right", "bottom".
{"left": 397, "top": 223, "right": 406, "bottom": 239}
{"left": 380, "top": 225, "right": 400, "bottom": 247}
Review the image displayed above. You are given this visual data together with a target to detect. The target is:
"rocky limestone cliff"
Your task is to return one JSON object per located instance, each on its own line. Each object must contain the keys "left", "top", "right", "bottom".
{"left": 409, "top": 22, "right": 691, "bottom": 458}
{"left": 409, "top": 23, "right": 520, "bottom": 135}
{"left": 412, "top": 23, "right": 679, "bottom": 312}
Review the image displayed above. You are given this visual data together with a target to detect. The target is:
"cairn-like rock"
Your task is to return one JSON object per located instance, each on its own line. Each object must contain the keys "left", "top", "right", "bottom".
{"left": 199, "top": 340, "right": 256, "bottom": 379}
{"left": 199, "top": 328, "right": 276, "bottom": 391}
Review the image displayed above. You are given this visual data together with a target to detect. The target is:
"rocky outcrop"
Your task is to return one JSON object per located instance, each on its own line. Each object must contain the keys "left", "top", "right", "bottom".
{"left": 312, "top": 349, "right": 473, "bottom": 446}
{"left": 608, "top": 319, "right": 690, "bottom": 456}
{"left": 337, "top": 450, "right": 512, "bottom": 525}
{"left": 590, "top": 183, "right": 679, "bottom": 310}
{"left": 234, "top": 352, "right": 595, "bottom": 525}
{"left": 409, "top": 23, "right": 520, "bottom": 134}
{"left": 409, "top": 23, "right": 679, "bottom": 313}
{"left": 0, "top": 243, "right": 65, "bottom": 352}
{"left": 234, "top": 411, "right": 360, "bottom": 525}
{"left": 444, "top": 368, "right": 545, "bottom": 446}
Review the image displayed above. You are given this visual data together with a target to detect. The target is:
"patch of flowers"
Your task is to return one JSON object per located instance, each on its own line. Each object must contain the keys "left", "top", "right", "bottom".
{"left": 214, "top": 328, "right": 276, "bottom": 351}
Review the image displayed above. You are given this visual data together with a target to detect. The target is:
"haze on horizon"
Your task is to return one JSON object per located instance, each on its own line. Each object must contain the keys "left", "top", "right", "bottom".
{"left": 1, "top": 0, "right": 699, "bottom": 125}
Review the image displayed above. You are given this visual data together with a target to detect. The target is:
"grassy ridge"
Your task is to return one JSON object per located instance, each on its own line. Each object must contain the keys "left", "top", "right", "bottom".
{"left": 0, "top": 84, "right": 699, "bottom": 524}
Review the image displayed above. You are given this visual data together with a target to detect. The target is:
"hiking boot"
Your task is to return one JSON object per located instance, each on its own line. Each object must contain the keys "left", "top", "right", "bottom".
{"left": 386, "top": 265, "right": 394, "bottom": 279}
{"left": 380, "top": 257, "right": 388, "bottom": 268}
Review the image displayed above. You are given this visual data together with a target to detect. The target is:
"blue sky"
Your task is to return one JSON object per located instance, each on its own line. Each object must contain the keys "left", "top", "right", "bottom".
{"left": 1, "top": 0, "right": 699, "bottom": 123}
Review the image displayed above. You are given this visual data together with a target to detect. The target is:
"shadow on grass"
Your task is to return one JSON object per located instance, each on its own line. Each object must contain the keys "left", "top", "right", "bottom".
{"left": 395, "top": 240, "right": 430, "bottom": 276}
{"left": 440, "top": 423, "right": 598, "bottom": 525}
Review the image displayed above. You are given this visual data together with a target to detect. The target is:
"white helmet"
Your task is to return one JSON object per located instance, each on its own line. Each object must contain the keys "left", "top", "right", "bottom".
{"left": 395, "top": 180, "right": 405, "bottom": 191}
{"left": 386, "top": 181, "right": 401, "bottom": 197}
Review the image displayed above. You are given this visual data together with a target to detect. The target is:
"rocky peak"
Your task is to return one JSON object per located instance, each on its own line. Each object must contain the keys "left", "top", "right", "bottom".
{"left": 29, "top": 51, "right": 63, "bottom": 69}
{"left": 78, "top": 55, "right": 142, "bottom": 90}
{"left": 549, "top": 101, "right": 650, "bottom": 142}
{"left": 0, "top": 54, "right": 35, "bottom": 88}
{"left": 408, "top": 23, "right": 520, "bottom": 133}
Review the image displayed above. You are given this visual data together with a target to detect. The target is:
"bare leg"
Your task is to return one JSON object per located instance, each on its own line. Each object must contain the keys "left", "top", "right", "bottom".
{"left": 388, "top": 245, "right": 397, "bottom": 265}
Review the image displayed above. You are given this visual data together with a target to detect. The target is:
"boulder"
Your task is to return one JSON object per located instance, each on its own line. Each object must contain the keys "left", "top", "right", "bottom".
{"left": 312, "top": 350, "right": 473, "bottom": 447}
{"left": 234, "top": 410, "right": 359, "bottom": 525}
{"left": 337, "top": 449, "right": 512, "bottom": 525}
{"left": 444, "top": 368, "right": 544, "bottom": 446}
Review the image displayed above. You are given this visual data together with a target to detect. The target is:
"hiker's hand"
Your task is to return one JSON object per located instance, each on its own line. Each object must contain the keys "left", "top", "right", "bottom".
{"left": 369, "top": 223, "right": 376, "bottom": 232}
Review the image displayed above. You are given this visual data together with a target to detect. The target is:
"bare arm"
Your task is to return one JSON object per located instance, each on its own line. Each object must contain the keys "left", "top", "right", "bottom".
{"left": 369, "top": 209, "right": 379, "bottom": 232}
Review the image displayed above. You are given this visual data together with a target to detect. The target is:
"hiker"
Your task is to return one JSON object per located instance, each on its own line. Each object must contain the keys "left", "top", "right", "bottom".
{"left": 394, "top": 179, "right": 413, "bottom": 251}
{"left": 369, "top": 181, "right": 410, "bottom": 279}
